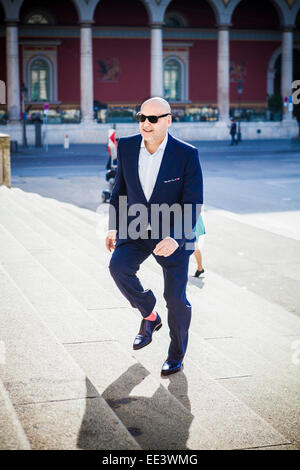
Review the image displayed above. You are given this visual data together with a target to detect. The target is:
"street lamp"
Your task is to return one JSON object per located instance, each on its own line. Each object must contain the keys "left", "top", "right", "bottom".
{"left": 237, "top": 81, "right": 243, "bottom": 142}
{"left": 21, "top": 82, "right": 28, "bottom": 148}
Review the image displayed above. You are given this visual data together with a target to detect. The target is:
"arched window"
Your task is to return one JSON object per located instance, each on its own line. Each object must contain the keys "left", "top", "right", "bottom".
{"left": 30, "top": 58, "right": 50, "bottom": 102}
{"left": 24, "top": 10, "right": 54, "bottom": 24}
{"left": 27, "top": 13, "right": 49, "bottom": 24}
{"left": 165, "top": 12, "right": 188, "bottom": 28}
{"left": 164, "top": 59, "right": 182, "bottom": 101}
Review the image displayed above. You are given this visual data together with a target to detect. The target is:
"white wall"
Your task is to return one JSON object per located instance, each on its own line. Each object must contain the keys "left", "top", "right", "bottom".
{"left": 1, "top": 119, "right": 298, "bottom": 147}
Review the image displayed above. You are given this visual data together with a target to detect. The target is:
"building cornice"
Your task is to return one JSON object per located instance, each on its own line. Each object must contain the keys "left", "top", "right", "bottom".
{"left": 0, "top": 25, "right": 299, "bottom": 41}
{"left": 19, "top": 39, "right": 62, "bottom": 46}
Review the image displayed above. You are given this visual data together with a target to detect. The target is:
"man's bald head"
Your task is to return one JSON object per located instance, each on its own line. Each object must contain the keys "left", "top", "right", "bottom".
{"left": 141, "top": 97, "right": 171, "bottom": 114}
{"left": 139, "top": 97, "right": 172, "bottom": 151}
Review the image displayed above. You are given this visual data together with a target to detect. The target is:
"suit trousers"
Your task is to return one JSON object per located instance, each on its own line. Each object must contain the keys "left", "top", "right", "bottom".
{"left": 109, "top": 233, "right": 192, "bottom": 362}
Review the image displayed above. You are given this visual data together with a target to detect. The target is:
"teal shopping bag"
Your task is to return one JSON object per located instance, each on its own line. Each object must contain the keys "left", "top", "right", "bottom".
{"left": 194, "top": 214, "right": 206, "bottom": 240}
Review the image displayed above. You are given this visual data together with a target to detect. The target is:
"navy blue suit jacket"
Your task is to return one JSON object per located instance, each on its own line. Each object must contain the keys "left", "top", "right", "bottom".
{"left": 108, "top": 132, "right": 203, "bottom": 250}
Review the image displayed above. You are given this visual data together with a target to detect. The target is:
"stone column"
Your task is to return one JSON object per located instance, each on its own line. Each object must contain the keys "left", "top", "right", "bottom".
{"left": 6, "top": 22, "right": 20, "bottom": 122}
{"left": 281, "top": 27, "right": 293, "bottom": 120}
{"left": 80, "top": 23, "right": 94, "bottom": 123}
{"left": 0, "top": 133, "right": 11, "bottom": 188}
{"left": 217, "top": 25, "right": 230, "bottom": 123}
{"left": 150, "top": 23, "right": 163, "bottom": 97}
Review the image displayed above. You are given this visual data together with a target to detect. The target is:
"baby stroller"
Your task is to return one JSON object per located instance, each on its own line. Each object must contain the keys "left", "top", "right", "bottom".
{"left": 101, "top": 129, "right": 118, "bottom": 203}
{"left": 102, "top": 160, "right": 117, "bottom": 203}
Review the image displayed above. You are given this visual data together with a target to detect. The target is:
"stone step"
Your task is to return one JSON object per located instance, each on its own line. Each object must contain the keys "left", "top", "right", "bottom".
{"left": 64, "top": 340, "right": 217, "bottom": 450}
{"left": 4, "top": 188, "right": 105, "bottom": 259}
{"left": 82, "top": 307, "right": 290, "bottom": 450}
{"left": 1, "top": 188, "right": 254, "bottom": 381}
{"left": 125, "top": 259, "right": 300, "bottom": 440}
{"left": 0, "top": 263, "right": 141, "bottom": 450}
{"left": 4, "top": 189, "right": 127, "bottom": 303}
{"left": 13, "top": 186, "right": 300, "bottom": 343}
{"left": 11, "top": 187, "right": 108, "bottom": 248}
{"left": 143, "top": 252, "right": 300, "bottom": 352}
{"left": 4, "top": 189, "right": 299, "bottom": 394}
{"left": 55, "top": 200, "right": 300, "bottom": 445}
{"left": 0, "top": 380, "right": 31, "bottom": 449}
{"left": 139, "top": 259, "right": 300, "bottom": 396}
{"left": 212, "top": 375, "right": 300, "bottom": 448}
{"left": 7, "top": 187, "right": 120, "bottom": 295}
{"left": 56, "top": 198, "right": 108, "bottom": 227}
{"left": 0, "top": 219, "right": 118, "bottom": 344}
{"left": 0, "top": 188, "right": 124, "bottom": 309}
{"left": 146, "top": 252, "right": 300, "bottom": 344}
{"left": 8, "top": 187, "right": 300, "bottom": 354}
{"left": 0, "top": 206, "right": 216, "bottom": 449}
{"left": 4, "top": 189, "right": 298, "bottom": 396}
{"left": 0, "top": 190, "right": 296, "bottom": 448}
{"left": 55, "top": 200, "right": 300, "bottom": 372}
{"left": 60, "top": 195, "right": 300, "bottom": 343}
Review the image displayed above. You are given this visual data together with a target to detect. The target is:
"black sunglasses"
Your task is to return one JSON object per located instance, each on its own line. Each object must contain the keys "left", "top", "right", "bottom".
{"left": 136, "top": 112, "right": 171, "bottom": 124}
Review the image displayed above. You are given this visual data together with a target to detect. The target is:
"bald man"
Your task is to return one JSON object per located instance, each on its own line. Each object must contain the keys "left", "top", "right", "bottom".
{"left": 106, "top": 97, "right": 203, "bottom": 376}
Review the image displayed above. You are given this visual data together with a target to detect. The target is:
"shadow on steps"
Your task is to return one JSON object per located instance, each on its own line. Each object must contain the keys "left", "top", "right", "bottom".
{"left": 77, "top": 365, "right": 193, "bottom": 451}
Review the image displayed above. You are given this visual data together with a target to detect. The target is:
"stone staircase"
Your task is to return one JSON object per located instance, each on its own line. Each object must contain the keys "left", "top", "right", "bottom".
{"left": 0, "top": 185, "right": 299, "bottom": 450}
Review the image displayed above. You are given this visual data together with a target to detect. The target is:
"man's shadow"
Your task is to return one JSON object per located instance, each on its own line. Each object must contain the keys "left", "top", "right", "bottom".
{"left": 77, "top": 363, "right": 193, "bottom": 450}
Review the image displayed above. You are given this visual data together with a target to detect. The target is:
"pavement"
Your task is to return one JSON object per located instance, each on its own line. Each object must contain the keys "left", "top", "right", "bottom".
{"left": 0, "top": 138, "right": 299, "bottom": 450}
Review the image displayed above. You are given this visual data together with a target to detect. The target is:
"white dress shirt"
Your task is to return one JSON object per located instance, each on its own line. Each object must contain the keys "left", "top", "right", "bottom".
{"left": 138, "top": 132, "right": 168, "bottom": 202}
{"left": 138, "top": 133, "right": 168, "bottom": 232}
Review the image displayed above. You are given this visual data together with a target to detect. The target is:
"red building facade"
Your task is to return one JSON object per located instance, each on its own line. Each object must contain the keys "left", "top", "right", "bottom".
{"left": 0, "top": 0, "right": 300, "bottom": 126}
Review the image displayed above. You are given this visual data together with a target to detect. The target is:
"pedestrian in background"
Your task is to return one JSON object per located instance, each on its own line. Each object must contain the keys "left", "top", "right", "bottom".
{"left": 229, "top": 118, "right": 238, "bottom": 145}
{"left": 106, "top": 129, "right": 118, "bottom": 170}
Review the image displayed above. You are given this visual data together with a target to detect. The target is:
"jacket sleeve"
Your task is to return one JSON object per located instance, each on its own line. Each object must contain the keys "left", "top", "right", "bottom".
{"left": 172, "top": 147, "right": 203, "bottom": 249}
{"left": 108, "top": 140, "right": 127, "bottom": 231}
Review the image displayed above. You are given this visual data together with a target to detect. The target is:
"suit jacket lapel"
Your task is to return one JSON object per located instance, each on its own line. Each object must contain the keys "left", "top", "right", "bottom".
{"left": 148, "top": 133, "right": 174, "bottom": 203}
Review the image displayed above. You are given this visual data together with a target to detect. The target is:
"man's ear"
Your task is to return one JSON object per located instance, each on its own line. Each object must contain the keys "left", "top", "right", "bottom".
{"left": 167, "top": 115, "right": 172, "bottom": 127}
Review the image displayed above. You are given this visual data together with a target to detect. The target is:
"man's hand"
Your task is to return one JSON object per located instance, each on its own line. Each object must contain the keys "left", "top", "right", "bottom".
{"left": 153, "top": 237, "right": 179, "bottom": 257}
{"left": 106, "top": 230, "right": 117, "bottom": 252}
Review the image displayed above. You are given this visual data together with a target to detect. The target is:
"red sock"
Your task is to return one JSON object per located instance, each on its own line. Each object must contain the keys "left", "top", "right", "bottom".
{"left": 145, "top": 311, "right": 157, "bottom": 321}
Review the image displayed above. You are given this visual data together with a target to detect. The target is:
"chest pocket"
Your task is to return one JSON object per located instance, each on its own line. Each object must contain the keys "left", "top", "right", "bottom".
{"left": 163, "top": 177, "right": 181, "bottom": 184}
